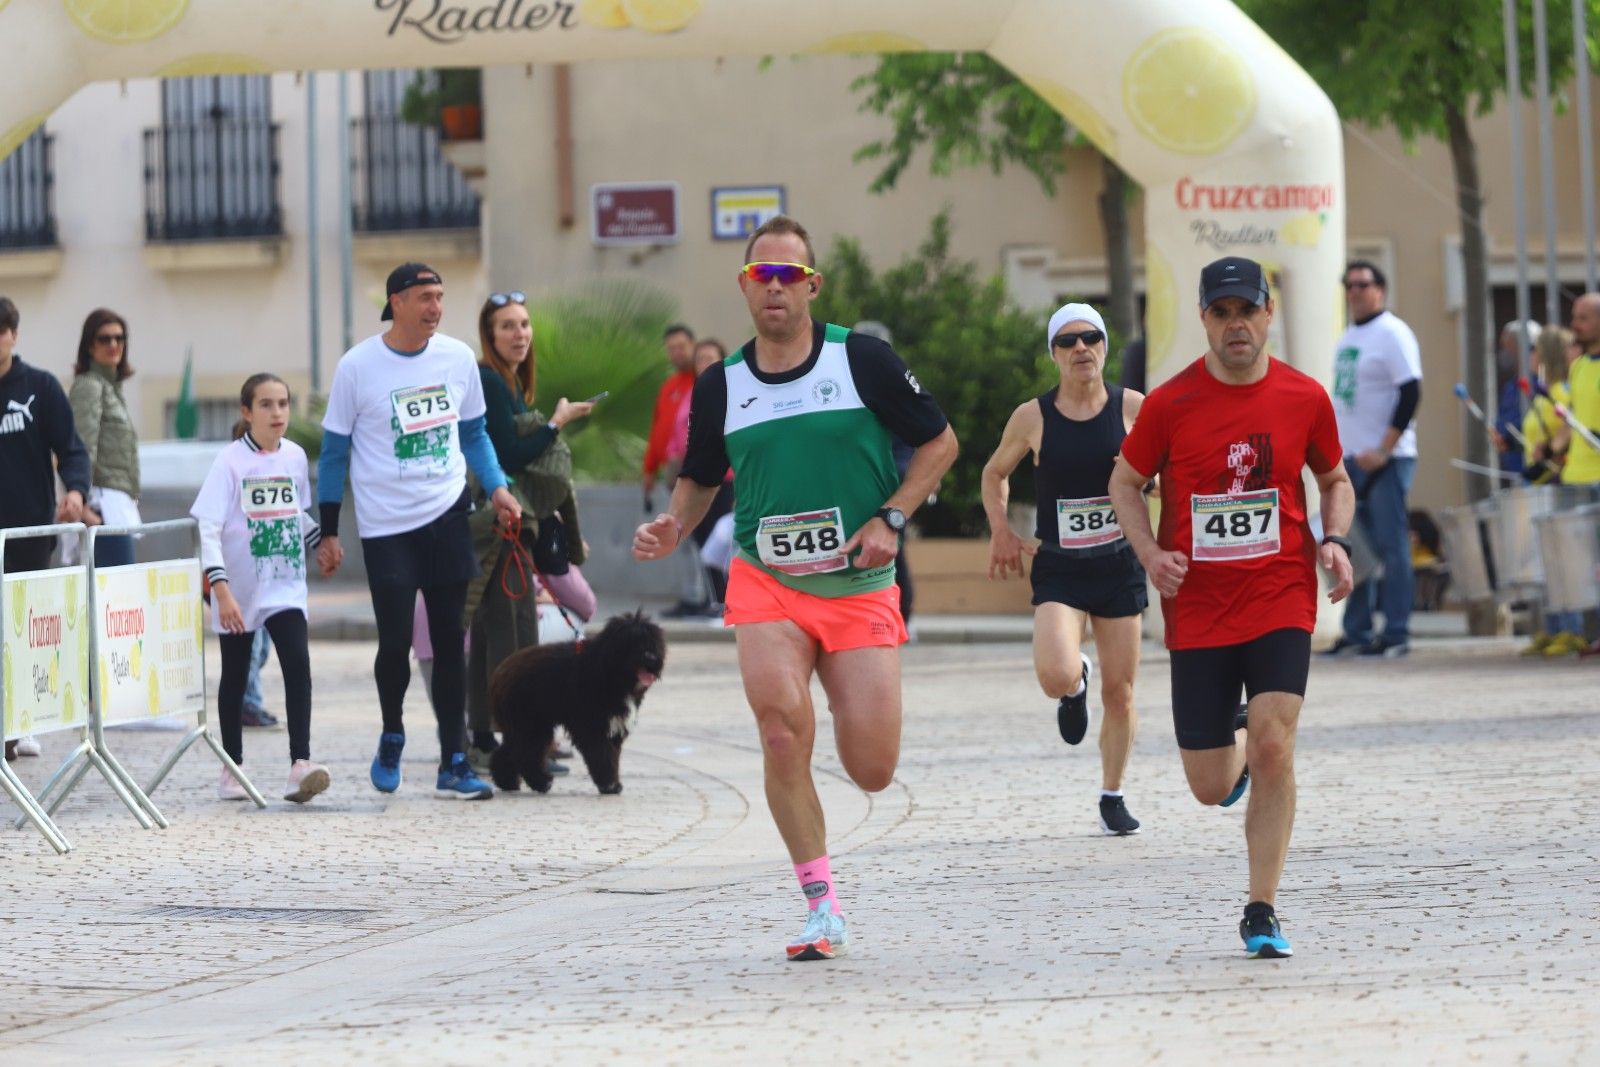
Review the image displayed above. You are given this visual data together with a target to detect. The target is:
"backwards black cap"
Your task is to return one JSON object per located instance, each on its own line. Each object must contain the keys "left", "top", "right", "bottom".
{"left": 381, "top": 262, "right": 442, "bottom": 321}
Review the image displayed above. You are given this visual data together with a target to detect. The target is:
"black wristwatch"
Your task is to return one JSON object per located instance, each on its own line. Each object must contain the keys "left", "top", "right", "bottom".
{"left": 1321, "top": 534, "right": 1353, "bottom": 555}
{"left": 875, "top": 506, "right": 907, "bottom": 533}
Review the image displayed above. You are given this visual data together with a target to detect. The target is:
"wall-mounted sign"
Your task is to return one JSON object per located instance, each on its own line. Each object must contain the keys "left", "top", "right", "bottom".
{"left": 712, "top": 186, "right": 786, "bottom": 242}
{"left": 592, "top": 183, "right": 680, "bottom": 246}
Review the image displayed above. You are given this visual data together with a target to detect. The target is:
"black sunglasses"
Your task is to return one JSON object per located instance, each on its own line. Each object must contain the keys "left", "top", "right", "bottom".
{"left": 1344, "top": 280, "right": 1375, "bottom": 291}
{"left": 95, "top": 332, "right": 126, "bottom": 345}
{"left": 488, "top": 291, "right": 527, "bottom": 307}
{"left": 1051, "top": 329, "right": 1105, "bottom": 349}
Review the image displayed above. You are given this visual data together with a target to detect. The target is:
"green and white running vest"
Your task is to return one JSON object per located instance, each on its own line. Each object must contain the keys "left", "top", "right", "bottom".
{"left": 726, "top": 324, "right": 900, "bottom": 598}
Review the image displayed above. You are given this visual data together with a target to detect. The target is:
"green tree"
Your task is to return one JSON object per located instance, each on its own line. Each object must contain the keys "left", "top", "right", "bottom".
{"left": 813, "top": 213, "right": 1056, "bottom": 537}
{"left": 1237, "top": 0, "right": 1594, "bottom": 498}
{"left": 849, "top": 53, "right": 1139, "bottom": 344}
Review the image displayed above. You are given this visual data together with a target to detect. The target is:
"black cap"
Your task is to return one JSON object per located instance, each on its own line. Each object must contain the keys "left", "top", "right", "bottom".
{"left": 1199, "top": 256, "right": 1269, "bottom": 309}
{"left": 381, "top": 262, "right": 442, "bottom": 321}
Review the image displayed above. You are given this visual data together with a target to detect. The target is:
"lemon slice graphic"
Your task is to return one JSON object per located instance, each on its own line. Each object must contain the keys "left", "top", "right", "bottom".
{"left": 1020, "top": 76, "right": 1116, "bottom": 156}
{"left": 156, "top": 54, "right": 268, "bottom": 78}
{"left": 1279, "top": 212, "right": 1324, "bottom": 248}
{"left": 64, "top": 0, "right": 191, "bottom": 44}
{"left": 804, "top": 32, "right": 926, "bottom": 55}
{"left": 147, "top": 668, "right": 161, "bottom": 718}
{"left": 1143, "top": 242, "right": 1178, "bottom": 372}
{"left": 10, "top": 581, "right": 26, "bottom": 636}
{"left": 619, "top": 0, "right": 700, "bottom": 34}
{"left": 579, "top": 0, "right": 630, "bottom": 28}
{"left": 1123, "top": 27, "right": 1256, "bottom": 156}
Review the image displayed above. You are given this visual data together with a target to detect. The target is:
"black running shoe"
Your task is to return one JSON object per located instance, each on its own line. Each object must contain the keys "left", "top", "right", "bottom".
{"left": 1056, "top": 653, "right": 1092, "bottom": 745}
{"left": 1098, "top": 795, "right": 1141, "bottom": 835}
{"left": 1320, "top": 637, "right": 1365, "bottom": 657}
{"left": 1240, "top": 901, "right": 1293, "bottom": 958}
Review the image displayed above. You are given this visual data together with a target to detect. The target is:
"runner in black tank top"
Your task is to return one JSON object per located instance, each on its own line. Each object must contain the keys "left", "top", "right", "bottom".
{"left": 981, "top": 303, "right": 1148, "bottom": 836}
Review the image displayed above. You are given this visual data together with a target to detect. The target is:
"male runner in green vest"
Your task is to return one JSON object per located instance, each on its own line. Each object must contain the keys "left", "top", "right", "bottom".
{"left": 633, "top": 216, "right": 958, "bottom": 961}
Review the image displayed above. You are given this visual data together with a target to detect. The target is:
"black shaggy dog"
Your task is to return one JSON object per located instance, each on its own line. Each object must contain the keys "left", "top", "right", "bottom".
{"left": 488, "top": 611, "right": 666, "bottom": 795}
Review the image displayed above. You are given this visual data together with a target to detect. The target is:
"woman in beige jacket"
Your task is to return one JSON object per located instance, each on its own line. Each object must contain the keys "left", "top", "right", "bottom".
{"left": 68, "top": 308, "right": 141, "bottom": 566}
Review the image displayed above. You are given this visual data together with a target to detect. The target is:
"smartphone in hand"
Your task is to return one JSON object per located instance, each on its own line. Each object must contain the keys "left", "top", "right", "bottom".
{"left": 582, "top": 391, "right": 610, "bottom": 404}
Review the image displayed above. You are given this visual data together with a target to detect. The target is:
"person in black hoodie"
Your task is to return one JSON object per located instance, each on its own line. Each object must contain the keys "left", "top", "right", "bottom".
{"left": 0, "top": 296, "right": 91, "bottom": 761}
{"left": 0, "top": 296, "right": 90, "bottom": 564}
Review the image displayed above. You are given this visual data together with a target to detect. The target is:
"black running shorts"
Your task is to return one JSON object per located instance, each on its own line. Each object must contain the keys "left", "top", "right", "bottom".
{"left": 1168, "top": 628, "right": 1311, "bottom": 750}
{"left": 1030, "top": 547, "right": 1148, "bottom": 619}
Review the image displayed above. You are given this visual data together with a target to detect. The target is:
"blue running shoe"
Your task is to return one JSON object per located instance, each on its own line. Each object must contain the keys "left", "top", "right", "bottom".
{"left": 1240, "top": 901, "right": 1293, "bottom": 958}
{"left": 785, "top": 899, "right": 849, "bottom": 961}
{"left": 435, "top": 753, "right": 494, "bottom": 800}
{"left": 370, "top": 732, "right": 404, "bottom": 793}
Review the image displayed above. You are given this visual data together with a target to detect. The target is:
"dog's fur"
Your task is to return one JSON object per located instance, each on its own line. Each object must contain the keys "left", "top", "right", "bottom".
{"left": 488, "top": 611, "right": 666, "bottom": 795}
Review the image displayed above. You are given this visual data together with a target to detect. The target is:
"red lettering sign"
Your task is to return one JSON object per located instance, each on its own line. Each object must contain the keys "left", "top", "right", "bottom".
{"left": 1175, "top": 176, "right": 1336, "bottom": 213}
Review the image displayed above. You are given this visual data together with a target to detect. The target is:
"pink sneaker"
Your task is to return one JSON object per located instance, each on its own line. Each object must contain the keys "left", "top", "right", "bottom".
{"left": 218, "top": 766, "right": 249, "bottom": 801}
{"left": 284, "top": 759, "right": 330, "bottom": 804}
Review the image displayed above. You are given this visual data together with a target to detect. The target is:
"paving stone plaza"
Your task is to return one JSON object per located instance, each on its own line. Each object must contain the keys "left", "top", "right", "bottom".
{"left": 3, "top": 631, "right": 1596, "bottom": 1064}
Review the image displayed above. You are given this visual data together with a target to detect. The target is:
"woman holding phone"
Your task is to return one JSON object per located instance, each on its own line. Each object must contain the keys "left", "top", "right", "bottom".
{"left": 463, "top": 291, "right": 595, "bottom": 769}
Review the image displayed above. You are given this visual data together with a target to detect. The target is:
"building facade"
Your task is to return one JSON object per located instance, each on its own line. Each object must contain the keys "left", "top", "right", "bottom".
{"left": 2, "top": 55, "right": 1596, "bottom": 512}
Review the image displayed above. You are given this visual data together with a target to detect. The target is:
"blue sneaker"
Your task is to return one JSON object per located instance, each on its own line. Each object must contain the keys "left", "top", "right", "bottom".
{"left": 370, "top": 732, "right": 404, "bottom": 793}
{"left": 435, "top": 753, "right": 494, "bottom": 800}
{"left": 1240, "top": 901, "right": 1293, "bottom": 958}
{"left": 785, "top": 899, "right": 849, "bottom": 961}
{"left": 1221, "top": 703, "right": 1248, "bottom": 807}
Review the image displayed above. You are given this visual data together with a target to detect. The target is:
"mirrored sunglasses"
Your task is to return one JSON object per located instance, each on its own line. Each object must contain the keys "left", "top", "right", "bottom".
{"left": 742, "top": 262, "right": 816, "bottom": 285}
{"left": 488, "top": 291, "right": 527, "bottom": 307}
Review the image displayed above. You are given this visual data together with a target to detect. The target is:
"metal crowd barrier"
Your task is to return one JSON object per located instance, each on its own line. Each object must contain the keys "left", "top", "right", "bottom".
{"left": 0, "top": 522, "right": 87, "bottom": 853}
{"left": 17, "top": 520, "right": 267, "bottom": 845}
{"left": 1440, "top": 485, "right": 1600, "bottom": 615}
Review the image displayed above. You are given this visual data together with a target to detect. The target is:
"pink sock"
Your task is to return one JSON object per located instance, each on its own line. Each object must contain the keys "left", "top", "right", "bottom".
{"left": 794, "top": 855, "right": 841, "bottom": 916}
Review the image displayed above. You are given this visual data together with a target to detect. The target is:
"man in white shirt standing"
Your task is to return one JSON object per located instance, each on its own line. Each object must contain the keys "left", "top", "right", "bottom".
{"left": 1326, "top": 260, "right": 1423, "bottom": 659}
{"left": 316, "top": 263, "right": 521, "bottom": 798}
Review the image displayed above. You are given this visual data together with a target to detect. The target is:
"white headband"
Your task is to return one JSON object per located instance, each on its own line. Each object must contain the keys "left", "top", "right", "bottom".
{"left": 1048, "top": 303, "right": 1107, "bottom": 354}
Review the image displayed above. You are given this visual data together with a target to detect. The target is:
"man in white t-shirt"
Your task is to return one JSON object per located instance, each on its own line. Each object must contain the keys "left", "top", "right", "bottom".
{"left": 1326, "top": 260, "right": 1422, "bottom": 659}
{"left": 317, "top": 262, "right": 521, "bottom": 799}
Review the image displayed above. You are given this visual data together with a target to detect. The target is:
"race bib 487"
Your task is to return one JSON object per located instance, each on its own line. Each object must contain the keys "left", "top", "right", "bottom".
{"left": 1191, "top": 489, "right": 1280, "bottom": 561}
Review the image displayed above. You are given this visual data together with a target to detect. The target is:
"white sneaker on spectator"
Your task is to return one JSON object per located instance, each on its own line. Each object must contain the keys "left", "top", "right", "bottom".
{"left": 283, "top": 759, "right": 330, "bottom": 804}
{"left": 14, "top": 735, "right": 41, "bottom": 757}
{"left": 217, "top": 766, "right": 249, "bottom": 801}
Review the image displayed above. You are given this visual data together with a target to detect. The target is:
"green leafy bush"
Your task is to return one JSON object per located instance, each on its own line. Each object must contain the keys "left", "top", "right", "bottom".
{"left": 811, "top": 213, "right": 1056, "bottom": 537}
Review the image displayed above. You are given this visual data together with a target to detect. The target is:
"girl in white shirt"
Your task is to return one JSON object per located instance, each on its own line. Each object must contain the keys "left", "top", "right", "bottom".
{"left": 191, "top": 374, "right": 328, "bottom": 803}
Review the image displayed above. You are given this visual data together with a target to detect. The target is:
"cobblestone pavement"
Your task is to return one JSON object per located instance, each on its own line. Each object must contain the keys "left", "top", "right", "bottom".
{"left": 2, "top": 637, "right": 1596, "bottom": 1065}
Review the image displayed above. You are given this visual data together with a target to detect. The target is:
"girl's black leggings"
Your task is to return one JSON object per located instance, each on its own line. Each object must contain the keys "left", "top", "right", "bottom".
{"left": 217, "top": 609, "right": 311, "bottom": 765}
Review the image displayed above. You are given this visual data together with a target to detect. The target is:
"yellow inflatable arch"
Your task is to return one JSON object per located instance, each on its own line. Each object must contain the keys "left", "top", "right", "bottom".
{"left": 0, "top": 0, "right": 1342, "bottom": 385}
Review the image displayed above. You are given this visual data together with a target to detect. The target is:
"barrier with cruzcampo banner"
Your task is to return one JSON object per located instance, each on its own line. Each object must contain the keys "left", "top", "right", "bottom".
{"left": 93, "top": 560, "right": 205, "bottom": 728}
{"left": 0, "top": 0, "right": 1344, "bottom": 389}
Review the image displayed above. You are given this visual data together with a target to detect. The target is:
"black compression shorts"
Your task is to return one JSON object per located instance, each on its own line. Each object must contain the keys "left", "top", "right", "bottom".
{"left": 1167, "top": 628, "right": 1311, "bottom": 749}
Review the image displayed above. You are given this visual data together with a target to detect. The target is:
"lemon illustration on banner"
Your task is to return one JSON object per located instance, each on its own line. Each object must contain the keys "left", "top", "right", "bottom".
{"left": 3, "top": 645, "right": 12, "bottom": 721}
{"left": 579, "top": 0, "right": 629, "bottom": 28}
{"left": 147, "top": 568, "right": 159, "bottom": 602}
{"left": 619, "top": 0, "right": 701, "bottom": 34}
{"left": 64, "top": 680, "right": 76, "bottom": 720}
{"left": 10, "top": 584, "right": 25, "bottom": 637}
{"left": 49, "top": 651, "right": 59, "bottom": 697}
{"left": 64, "top": 574, "right": 79, "bottom": 624}
{"left": 98, "top": 657, "right": 109, "bottom": 702}
{"left": 156, "top": 54, "right": 268, "bottom": 78}
{"left": 64, "top": 0, "right": 191, "bottom": 44}
{"left": 1279, "top": 212, "right": 1325, "bottom": 248}
{"left": 130, "top": 638, "right": 142, "bottom": 680}
{"left": 1142, "top": 242, "right": 1179, "bottom": 372}
{"left": 1123, "top": 27, "right": 1256, "bottom": 156}
{"left": 1020, "top": 76, "right": 1117, "bottom": 156}
{"left": 804, "top": 32, "right": 926, "bottom": 56}
{"left": 146, "top": 667, "right": 161, "bottom": 717}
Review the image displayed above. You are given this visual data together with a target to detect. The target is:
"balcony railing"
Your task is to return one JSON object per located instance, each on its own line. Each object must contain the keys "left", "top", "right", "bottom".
{"left": 143, "top": 119, "right": 282, "bottom": 242}
{"left": 351, "top": 115, "right": 480, "bottom": 233}
{"left": 0, "top": 131, "right": 57, "bottom": 250}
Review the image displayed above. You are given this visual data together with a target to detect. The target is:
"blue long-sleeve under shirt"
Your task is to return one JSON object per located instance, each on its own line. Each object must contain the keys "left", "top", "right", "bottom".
{"left": 315, "top": 418, "right": 507, "bottom": 538}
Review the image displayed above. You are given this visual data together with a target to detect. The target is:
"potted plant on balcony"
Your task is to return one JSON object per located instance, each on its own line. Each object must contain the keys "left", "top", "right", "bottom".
{"left": 400, "top": 67, "right": 482, "bottom": 141}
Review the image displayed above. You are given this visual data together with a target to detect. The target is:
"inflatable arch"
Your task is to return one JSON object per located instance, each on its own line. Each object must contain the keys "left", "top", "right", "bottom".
{"left": 0, "top": 0, "right": 1343, "bottom": 385}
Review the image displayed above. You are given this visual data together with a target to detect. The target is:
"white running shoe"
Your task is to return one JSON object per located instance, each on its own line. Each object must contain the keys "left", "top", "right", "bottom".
{"left": 284, "top": 759, "right": 331, "bottom": 804}
{"left": 14, "top": 735, "right": 41, "bottom": 757}
{"left": 218, "top": 766, "right": 250, "bottom": 801}
{"left": 786, "top": 900, "right": 849, "bottom": 961}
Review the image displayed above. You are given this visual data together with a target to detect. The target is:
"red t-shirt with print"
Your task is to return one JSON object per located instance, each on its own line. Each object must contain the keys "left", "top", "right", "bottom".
{"left": 1119, "top": 356, "right": 1342, "bottom": 650}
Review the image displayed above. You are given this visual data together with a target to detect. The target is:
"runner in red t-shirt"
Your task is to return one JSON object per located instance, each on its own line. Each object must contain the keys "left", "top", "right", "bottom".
{"left": 1109, "top": 256, "right": 1355, "bottom": 960}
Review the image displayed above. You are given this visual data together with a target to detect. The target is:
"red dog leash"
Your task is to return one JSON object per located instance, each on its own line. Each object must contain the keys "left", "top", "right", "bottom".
{"left": 497, "top": 514, "right": 585, "bottom": 643}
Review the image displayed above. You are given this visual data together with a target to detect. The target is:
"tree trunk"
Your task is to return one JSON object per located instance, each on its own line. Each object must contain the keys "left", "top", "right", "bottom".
{"left": 1446, "top": 103, "right": 1493, "bottom": 502}
{"left": 1098, "top": 154, "right": 1138, "bottom": 348}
